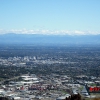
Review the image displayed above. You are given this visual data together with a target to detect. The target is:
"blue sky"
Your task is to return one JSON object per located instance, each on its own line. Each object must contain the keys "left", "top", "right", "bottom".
{"left": 0, "top": 0, "right": 100, "bottom": 35}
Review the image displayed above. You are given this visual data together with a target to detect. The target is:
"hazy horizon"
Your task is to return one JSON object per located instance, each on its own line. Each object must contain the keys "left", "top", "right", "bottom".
{"left": 0, "top": 0, "right": 100, "bottom": 36}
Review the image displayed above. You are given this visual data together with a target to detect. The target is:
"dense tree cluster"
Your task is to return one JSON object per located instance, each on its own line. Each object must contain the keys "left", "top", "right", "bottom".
{"left": 0, "top": 97, "right": 11, "bottom": 100}
{"left": 65, "top": 94, "right": 83, "bottom": 100}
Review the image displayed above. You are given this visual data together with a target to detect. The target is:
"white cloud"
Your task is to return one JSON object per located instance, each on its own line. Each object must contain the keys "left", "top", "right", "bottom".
{"left": 0, "top": 29, "right": 100, "bottom": 35}
{"left": 74, "top": 30, "right": 85, "bottom": 35}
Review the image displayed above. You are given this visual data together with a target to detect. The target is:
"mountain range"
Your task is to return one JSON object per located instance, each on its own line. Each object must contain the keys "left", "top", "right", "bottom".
{"left": 0, "top": 33, "right": 100, "bottom": 45}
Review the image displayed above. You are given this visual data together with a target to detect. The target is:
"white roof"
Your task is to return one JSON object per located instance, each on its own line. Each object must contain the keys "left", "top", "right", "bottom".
{"left": 14, "top": 97, "right": 21, "bottom": 99}
{"left": 57, "top": 94, "right": 70, "bottom": 100}
{"left": 23, "top": 77, "right": 38, "bottom": 80}
{"left": 0, "top": 89, "right": 5, "bottom": 93}
{"left": 57, "top": 96, "right": 66, "bottom": 100}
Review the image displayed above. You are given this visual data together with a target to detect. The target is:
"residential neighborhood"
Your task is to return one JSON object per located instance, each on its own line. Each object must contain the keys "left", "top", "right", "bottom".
{"left": 0, "top": 46, "right": 100, "bottom": 100}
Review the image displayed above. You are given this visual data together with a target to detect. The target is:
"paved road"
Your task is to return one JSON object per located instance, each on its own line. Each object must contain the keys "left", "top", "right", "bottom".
{"left": 0, "top": 76, "right": 20, "bottom": 84}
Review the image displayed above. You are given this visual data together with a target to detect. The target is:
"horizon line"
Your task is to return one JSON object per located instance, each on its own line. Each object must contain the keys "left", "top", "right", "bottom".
{"left": 0, "top": 29, "right": 100, "bottom": 36}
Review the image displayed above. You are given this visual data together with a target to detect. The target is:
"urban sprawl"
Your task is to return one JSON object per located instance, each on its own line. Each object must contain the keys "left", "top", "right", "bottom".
{"left": 0, "top": 45, "right": 100, "bottom": 100}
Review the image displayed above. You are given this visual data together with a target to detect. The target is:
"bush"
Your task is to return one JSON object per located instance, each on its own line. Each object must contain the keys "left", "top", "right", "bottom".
{"left": 65, "top": 94, "right": 84, "bottom": 100}
{"left": 0, "top": 97, "right": 10, "bottom": 100}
